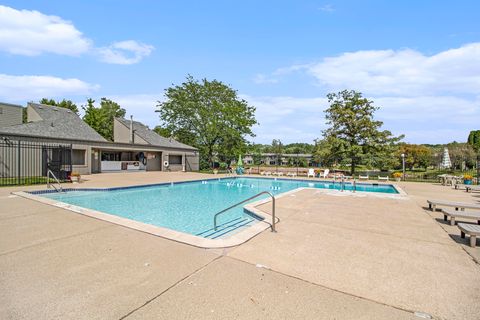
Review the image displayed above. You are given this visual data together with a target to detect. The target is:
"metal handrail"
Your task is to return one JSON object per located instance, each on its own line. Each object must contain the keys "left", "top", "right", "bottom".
{"left": 47, "top": 169, "right": 63, "bottom": 192}
{"left": 213, "top": 191, "right": 276, "bottom": 232}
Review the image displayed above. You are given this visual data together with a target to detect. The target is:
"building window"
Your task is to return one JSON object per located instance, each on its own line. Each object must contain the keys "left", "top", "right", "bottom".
{"left": 101, "top": 152, "right": 121, "bottom": 161}
{"left": 169, "top": 155, "right": 182, "bottom": 165}
{"left": 72, "top": 149, "right": 86, "bottom": 165}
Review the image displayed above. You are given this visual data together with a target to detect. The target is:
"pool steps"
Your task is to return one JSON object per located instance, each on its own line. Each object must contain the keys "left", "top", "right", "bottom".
{"left": 196, "top": 216, "right": 255, "bottom": 239}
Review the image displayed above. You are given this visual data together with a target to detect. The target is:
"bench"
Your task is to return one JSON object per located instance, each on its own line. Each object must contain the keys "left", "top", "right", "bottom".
{"left": 378, "top": 176, "right": 389, "bottom": 182}
{"left": 441, "top": 209, "right": 480, "bottom": 226}
{"left": 458, "top": 223, "right": 480, "bottom": 247}
{"left": 427, "top": 199, "right": 480, "bottom": 211}
{"left": 466, "top": 185, "right": 480, "bottom": 193}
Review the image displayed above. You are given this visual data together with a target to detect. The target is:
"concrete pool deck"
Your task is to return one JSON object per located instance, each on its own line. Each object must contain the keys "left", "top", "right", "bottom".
{"left": 1, "top": 172, "right": 479, "bottom": 319}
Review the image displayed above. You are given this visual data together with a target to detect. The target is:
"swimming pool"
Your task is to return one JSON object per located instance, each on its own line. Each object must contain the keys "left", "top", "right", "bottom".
{"left": 36, "top": 177, "right": 398, "bottom": 240}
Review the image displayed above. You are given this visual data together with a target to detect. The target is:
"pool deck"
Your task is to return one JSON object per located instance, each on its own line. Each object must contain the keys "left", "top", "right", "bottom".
{"left": 1, "top": 172, "right": 479, "bottom": 319}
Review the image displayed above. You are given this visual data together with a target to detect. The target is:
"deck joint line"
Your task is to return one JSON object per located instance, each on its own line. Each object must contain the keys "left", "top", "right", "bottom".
{"left": 225, "top": 256, "right": 431, "bottom": 318}
{"left": 119, "top": 254, "right": 224, "bottom": 319}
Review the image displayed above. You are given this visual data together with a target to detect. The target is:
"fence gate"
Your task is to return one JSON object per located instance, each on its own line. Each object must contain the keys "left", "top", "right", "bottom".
{"left": 0, "top": 137, "right": 72, "bottom": 186}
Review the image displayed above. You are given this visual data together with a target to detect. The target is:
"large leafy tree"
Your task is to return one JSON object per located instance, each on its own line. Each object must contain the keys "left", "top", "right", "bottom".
{"left": 321, "top": 90, "right": 403, "bottom": 174}
{"left": 82, "top": 98, "right": 126, "bottom": 141}
{"left": 39, "top": 98, "right": 79, "bottom": 115}
{"left": 156, "top": 76, "right": 257, "bottom": 169}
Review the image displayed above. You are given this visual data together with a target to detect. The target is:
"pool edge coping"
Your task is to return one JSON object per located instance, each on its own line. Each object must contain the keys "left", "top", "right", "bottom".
{"left": 12, "top": 177, "right": 407, "bottom": 249}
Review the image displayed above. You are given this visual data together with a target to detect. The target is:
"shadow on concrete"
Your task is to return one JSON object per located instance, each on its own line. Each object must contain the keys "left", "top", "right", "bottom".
{"left": 448, "top": 233, "right": 469, "bottom": 246}
{"left": 434, "top": 218, "right": 451, "bottom": 226}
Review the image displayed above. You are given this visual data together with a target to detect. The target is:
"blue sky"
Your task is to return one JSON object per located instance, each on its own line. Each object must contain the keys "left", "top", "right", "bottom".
{"left": 1, "top": 1, "right": 479, "bottom": 144}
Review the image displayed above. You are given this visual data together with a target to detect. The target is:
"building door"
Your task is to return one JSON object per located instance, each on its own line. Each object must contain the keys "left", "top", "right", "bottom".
{"left": 91, "top": 149, "right": 101, "bottom": 173}
{"left": 146, "top": 152, "right": 161, "bottom": 171}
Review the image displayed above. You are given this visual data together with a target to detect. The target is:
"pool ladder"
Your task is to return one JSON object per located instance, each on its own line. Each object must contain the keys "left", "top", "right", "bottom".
{"left": 336, "top": 176, "right": 357, "bottom": 192}
{"left": 47, "top": 169, "right": 63, "bottom": 192}
{"left": 213, "top": 191, "right": 277, "bottom": 232}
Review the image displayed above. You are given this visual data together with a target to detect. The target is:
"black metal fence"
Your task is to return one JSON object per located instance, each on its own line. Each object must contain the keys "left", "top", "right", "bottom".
{"left": 0, "top": 137, "right": 72, "bottom": 186}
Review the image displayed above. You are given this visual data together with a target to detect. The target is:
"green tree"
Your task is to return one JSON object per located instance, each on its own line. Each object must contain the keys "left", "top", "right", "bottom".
{"left": 248, "top": 144, "right": 264, "bottom": 162}
{"left": 397, "top": 144, "right": 432, "bottom": 170}
{"left": 447, "top": 142, "right": 477, "bottom": 170}
{"left": 284, "top": 143, "right": 314, "bottom": 154}
{"left": 313, "top": 136, "right": 345, "bottom": 168}
{"left": 467, "top": 130, "right": 480, "bottom": 152}
{"left": 271, "top": 139, "right": 284, "bottom": 165}
{"left": 156, "top": 76, "right": 257, "bottom": 169}
{"left": 322, "top": 90, "right": 403, "bottom": 174}
{"left": 82, "top": 98, "right": 126, "bottom": 141}
{"left": 153, "top": 125, "right": 172, "bottom": 137}
{"left": 39, "top": 98, "right": 79, "bottom": 115}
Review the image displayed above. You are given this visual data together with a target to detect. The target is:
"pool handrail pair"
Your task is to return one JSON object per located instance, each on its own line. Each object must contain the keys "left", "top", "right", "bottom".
{"left": 47, "top": 169, "right": 63, "bottom": 192}
{"left": 213, "top": 191, "right": 276, "bottom": 232}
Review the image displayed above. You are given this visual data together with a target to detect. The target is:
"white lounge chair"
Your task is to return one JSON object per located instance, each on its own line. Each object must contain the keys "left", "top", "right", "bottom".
{"left": 458, "top": 223, "right": 480, "bottom": 247}
{"left": 322, "top": 169, "right": 330, "bottom": 179}
{"left": 378, "top": 176, "right": 389, "bottom": 182}
{"left": 427, "top": 199, "right": 480, "bottom": 211}
{"left": 307, "top": 168, "right": 315, "bottom": 178}
{"left": 441, "top": 209, "right": 480, "bottom": 226}
{"left": 286, "top": 172, "right": 297, "bottom": 178}
{"left": 264, "top": 171, "right": 272, "bottom": 176}
{"left": 358, "top": 175, "right": 369, "bottom": 180}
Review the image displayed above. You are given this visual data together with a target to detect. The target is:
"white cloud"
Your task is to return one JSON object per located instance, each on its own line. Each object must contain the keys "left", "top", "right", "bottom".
{"left": 250, "top": 43, "right": 480, "bottom": 143}
{"left": 107, "top": 94, "right": 160, "bottom": 126}
{"left": 242, "top": 95, "right": 328, "bottom": 143}
{"left": 0, "top": 74, "right": 99, "bottom": 101}
{"left": 318, "top": 4, "right": 335, "bottom": 12}
{"left": 0, "top": 5, "right": 154, "bottom": 64}
{"left": 253, "top": 74, "right": 279, "bottom": 84}
{"left": 0, "top": 5, "right": 91, "bottom": 56}
{"left": 97, "top": 40, "right": 154, "bottom": 65}
{"left": 306, "top": 43, "right": 480, "bottom": 96}
{"left": 242, "top": 94, "right": 480, "bottom": 144}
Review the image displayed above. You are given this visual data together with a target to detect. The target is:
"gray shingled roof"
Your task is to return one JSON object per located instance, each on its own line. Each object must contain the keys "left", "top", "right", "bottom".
{"left": 116, "top": 118, "right": 196, "bottom": 150}
{"left": 0, "top": 103, "right": 107, "bottom": 142}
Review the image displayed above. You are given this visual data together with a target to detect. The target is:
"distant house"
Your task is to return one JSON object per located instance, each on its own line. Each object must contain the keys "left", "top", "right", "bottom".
{"left": 0, "top": 102, "right": 199, "bottom": 178}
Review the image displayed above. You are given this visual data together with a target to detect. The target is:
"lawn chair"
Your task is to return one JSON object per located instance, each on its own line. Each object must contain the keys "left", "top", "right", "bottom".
{"left": 307, "top": 168, "right": 315, "bottom": 178}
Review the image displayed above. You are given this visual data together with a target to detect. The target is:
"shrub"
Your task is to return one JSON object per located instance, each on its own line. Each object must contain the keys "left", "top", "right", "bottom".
{"left": 393, "top": 172, "right": 402, "bottom": 178}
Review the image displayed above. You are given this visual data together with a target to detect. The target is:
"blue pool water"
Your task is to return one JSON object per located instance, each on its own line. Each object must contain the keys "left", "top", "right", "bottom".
{"left": 40, "top": 177, "right": 398, "bottom": 238}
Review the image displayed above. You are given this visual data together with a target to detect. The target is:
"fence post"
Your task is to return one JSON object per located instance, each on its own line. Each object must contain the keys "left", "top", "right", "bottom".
{"left": 477, "top": 154, "right": 480, "bottom": 185}
{"left": 17, "top": 140, "right": 21, "bottom": 185}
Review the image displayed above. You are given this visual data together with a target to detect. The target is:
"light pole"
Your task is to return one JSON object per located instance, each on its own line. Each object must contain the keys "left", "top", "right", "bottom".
{"left": 296, "top": 152, "right": 299, "bottom": 176}
{"left": 401, "top": 153, "right": 406, "bottom": 181}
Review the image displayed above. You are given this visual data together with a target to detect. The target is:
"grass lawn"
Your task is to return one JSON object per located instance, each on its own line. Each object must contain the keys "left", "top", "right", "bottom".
{"left": 0, "top": 176, "right": 57, "bottom": 187}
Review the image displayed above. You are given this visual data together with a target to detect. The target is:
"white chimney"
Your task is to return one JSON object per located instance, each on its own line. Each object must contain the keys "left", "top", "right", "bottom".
{"left": 129, "top": 115, "right": 134, "bottom": 144}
